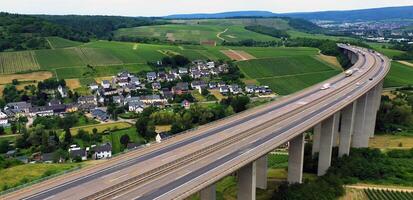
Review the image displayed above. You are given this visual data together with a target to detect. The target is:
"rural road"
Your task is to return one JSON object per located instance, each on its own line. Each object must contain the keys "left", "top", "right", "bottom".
{"left": 216, "top": 28, "right": 228, "bottom": 41}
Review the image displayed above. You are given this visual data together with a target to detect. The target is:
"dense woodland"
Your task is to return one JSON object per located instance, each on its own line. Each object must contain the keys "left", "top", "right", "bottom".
{"left": 0, "top": 12, "right": 165, "bottom": 52}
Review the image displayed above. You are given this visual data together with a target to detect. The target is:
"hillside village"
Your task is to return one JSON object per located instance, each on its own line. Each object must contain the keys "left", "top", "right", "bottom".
{"left": 0, "top": 58, "right": 274, "bottom": 163}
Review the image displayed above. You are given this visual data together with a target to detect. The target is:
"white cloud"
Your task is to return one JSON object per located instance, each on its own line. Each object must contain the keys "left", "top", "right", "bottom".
{"left": 1, "top": 0, "right": 412, "bottom": 16}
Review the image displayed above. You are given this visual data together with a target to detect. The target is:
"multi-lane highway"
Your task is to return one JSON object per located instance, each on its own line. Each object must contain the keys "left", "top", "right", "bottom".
{"left": 1, "top": 44, "right": 390, "bottom": 200}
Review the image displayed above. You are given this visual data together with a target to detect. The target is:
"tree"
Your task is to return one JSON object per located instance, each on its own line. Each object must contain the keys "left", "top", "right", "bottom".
{"left": 0, "top": 127, "right": 4, "bottom": 135}
{"left": 0, "top": 140, "right": 10, "bottom": 154}
{"left": 10, "top": 123, "right": 17, "bottom": 134}
{"left": 12, "top": 79, "right": 19, "bottom": 85}
{"left": 120, "top": 134, "right": 130, "bottom": 148}
{"left": 63, "top": 128, "right": 72, "bottom": 146}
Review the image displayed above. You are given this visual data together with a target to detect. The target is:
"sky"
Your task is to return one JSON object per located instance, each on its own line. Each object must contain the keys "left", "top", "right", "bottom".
{"left": 1, "top": 0, "right": 413, "bottom": 17}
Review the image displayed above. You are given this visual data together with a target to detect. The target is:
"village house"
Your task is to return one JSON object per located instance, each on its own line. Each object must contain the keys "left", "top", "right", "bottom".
{"left": 124, "top": 96, "right": 141, "bottom": 106}
{"left": 140, "top": 95, "right": 168, "bottom": 106}
{"left": 69, "top": 147, "right": 88, "bottom": 161}
{"left": 101, "top": 80, "right": 111, "bottom": 89}
{"left": 229, "top": 84, "right": 242, "bottom": 95}
{"left": 172, "top": 82, "right": 189, "bottom": 95}
{"left": 91, "top": 108, "right": 109, "bottom": 121}
{"left": 57, "top": 85, "right": 68, "bottom": 98}
{"left": 128, "top": 101, "right": 145, "bottom": 113}
{"left": 219, "top": 86, "right": 229, "bottom": 94}
{"left": 146, "top": 72, "right": 157, "bottom": 82}
{"left": 152, "top": 82, "right": 162, "bottom": 91}
{"left": 112, "top": 96, "right": 124, "bottom": 104}
{"left": 93, "top": 143, "right": 112, "bottom": 160}
{"left": 178, "top": 67, "right": 188, "bottom": 74}
{"left": 191, "top": 80, "right": 208, "bottom": 93}
{"left": 209, "top": 82, "right": 218, "bottom": 89}
{"left": 245, "top": 85, "right": 257, "bottom": 93}
{"left": 78, "top": 96, "right": 97, "bottom": 105}
{"left": 130, "top": 77, "right": 140, "bottom": 86}
{"left": 5, "top": 101, "right": 32, "bottom": 115}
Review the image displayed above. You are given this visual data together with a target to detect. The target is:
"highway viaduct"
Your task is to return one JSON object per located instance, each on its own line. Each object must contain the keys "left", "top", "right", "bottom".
{"left": 1, "top": 44, "right": 390, "bottom": 200}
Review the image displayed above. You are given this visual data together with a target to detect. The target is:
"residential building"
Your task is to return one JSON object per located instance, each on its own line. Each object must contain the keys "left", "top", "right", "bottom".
{"left": 78, "top": 96, "right": 97, "bottom": 105}
{"left": 5, "top": 102, "right": 32, "bottom": 114}
{"left": 69, "top": 148, "right": 87, "bottom": 161}
{"left": 0, "top": 111, "right": 8, "bottom": 126}
{"left": 219, "top": 86, "right": 229, "bottom": 94}
{"left": 146, "top": 72, "right": 157, "bottom": 82}
{"left": 130, "top": 77, "right": 140, "bottom": 86}
{"left": 57, "top": 85, "right": 68, "bottom": 98}
{"left": 178, "top": 67, "right": 188, "bottom": 74}
{"left": 245, "top": 85, "right": 257, "bottom": 93}
{"left": 101, "top": 80, "right": 111, "bottom": 89}
{"left": 93, "top": 143, "right": 112, "bottom": 160}
{"left": 172, "top": 82, "right": 189, "bottom": 95}
{"left": 140, "top": 95, "right": 167, "bottom": 105}
{"left": 91, "top": 109, "right": 109, "bottom": 121}
{"left": 209, "top": 82, "right": 218, "bottom": 89}
{"left": 152, "top": 82, "right": 162, "bottom": 91}
{"left": 124, "top": 96, "right": 141, "bottom": 106}
{"left": 182, "top": 100, "right": 191, "bottom": 109}
{"left": 113, "top": 96, "right": 124, "bottom": 104}
{"left": 128, "top": 101, "right": 145, "bottom": 113}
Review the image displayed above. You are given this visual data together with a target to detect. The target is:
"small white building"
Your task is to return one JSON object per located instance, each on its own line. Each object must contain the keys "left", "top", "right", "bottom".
{"left": 128, "top": 102, "right": 144, "bottom": 113}
{"left": 89, "top": 83, "right": 99, "bottom": 91}
{"left": 57, "top": 85, "right": 67, "bottom": 98}
{"left": 0, "top": 111, "right": 8, "bottom": 126}
{"left": 219, "top": 86, "right": 229, "bottom": 94}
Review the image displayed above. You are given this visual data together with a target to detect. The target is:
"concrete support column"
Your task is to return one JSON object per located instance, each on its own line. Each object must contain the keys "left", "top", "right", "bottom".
{"left": 332, "top": 111, "right": 341, "bottom": 147}
{"left": 317, "top": 113, "right": 340, "bottom": 176}
{"left": 288, "top": 133, "right": 305, "bottom": 184}
{"left": 351, "top": 53, "right": 358, "bottom": 64}
{"left": 256, "top": 155, "right": 267, "bottom": 190}
{"left": 365, "top": 89, "right": 378, "bottom": 138}
{"left": 352, "top": 94, "right": 369, "bottom": 148}
{"left": 312, "top": 124, "right": 321, "bottom": 156}
{"left": 339, "top": 102, "right": 357, "bottom": 157}
{"left": 237, "top": 162, "right": 256, "bottom": 200}
{"left": 200, "top": 184, "right": 216, "bottom": 200}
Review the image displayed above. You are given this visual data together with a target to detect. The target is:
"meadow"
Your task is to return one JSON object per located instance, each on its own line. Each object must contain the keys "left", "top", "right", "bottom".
{"left": 46, "top": 37, "right": 82, "bottom": 49}
{"left": 102, "top": 127, "right": 145, "bottom": 154}
{"left": 258, "top": 71, "right": 340, "bottom": 95}
{"left": 238, "top": 56, "right": 337, "bottom": 79}
{"left": 384, "top": 61, "right": 413, "bottom": 87}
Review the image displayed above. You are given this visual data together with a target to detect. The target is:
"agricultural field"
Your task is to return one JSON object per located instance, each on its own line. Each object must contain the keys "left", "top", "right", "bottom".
{"left": 46, "top": 37, "right": 82, "bottom": 49}
{"left": 367, "top": 42, "right": 406, "bottom": 59}
{"left": 0, "top": 51, "right": 40, "bottom": 74}
{"left": 115, "top": 23, "right": 277, "bottom": 44}
{"left": 55, "top": 63, "right": 152, "bottom": 79}
{"left": 0, "top": 71, "right": 53, "bottom": 95}
{"left": 258, "top": 71, "right": 340, "bottom": 95}
{"left": 384, "top": 61, "right": 413, "bottom": 87}
{"left": 176, "top": 18, "right": 291, "bottom": 30}
{"left": 238, "top": 56, "right": 337, "bottom": 79}
{"left": 364, "top": 189, "right": 413, "bottom": 200}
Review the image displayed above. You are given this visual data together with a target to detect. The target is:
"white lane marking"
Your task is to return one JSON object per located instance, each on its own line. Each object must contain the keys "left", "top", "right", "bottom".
{"left": 109, "top": 174, "right": 129, "bottom": 183}
{"left": 43, "top": 195, "right": 55, "bottom": 200}
{"left": 102, "top": 170, "right": 121, "bottom": 179}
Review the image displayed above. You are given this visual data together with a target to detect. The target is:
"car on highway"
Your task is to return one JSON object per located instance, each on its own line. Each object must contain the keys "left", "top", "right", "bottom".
{"left": 320, "top": 83, "right": 331, "bottom": 90}
{"left": 345, "top": 69, "right": 354, "bottom": 77}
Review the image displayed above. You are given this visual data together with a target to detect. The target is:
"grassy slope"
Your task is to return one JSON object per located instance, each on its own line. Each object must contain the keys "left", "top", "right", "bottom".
{"left": 102, "top": 127, "right": 145, "bottom": 154}
{"left": 384, "top": 61, "right": 413, "bottom": 87}
{"left": 46, "top": 37, "right": 82, "bottom": 49}
{"left": 238, "top": 56, "right": 336, "bottom": 79}
{"left": 368, "top": 42, "right": 405, "bottom": 59}
{"left": 0, "top": 163, "right": 80, "bottom": 191}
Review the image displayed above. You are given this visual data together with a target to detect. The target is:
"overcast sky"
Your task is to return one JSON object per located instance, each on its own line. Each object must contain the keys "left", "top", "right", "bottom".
{"left": 1, "top": 0, "right": 413, "bottom": 17}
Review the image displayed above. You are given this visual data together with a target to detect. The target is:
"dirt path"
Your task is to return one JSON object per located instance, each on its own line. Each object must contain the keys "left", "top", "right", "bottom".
{"left": 46, "top": 38, "right": 55, "bottom": 50}
{"left": 132, "top": 43, "right": 138, "bottom": 50}
{"left": 398, "top": 60, "right": 413, "bottom": 68}
{"left": 216, "top": 28, "right": 229, "bottom": 41}
{"left": 346, "top": 184, "right": 413, "bottom": 192}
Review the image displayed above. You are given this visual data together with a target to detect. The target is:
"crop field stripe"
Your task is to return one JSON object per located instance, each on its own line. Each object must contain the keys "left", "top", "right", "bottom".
{"left": 254, "top": 69, "right": 338, "bottom": 80}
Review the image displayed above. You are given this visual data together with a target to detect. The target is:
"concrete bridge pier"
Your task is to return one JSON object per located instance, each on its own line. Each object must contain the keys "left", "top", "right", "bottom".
{"left": 338, "top": 102, "right": 357, "bottom": 157}
{"left": 352, "top": 94, "right": 369, "bottom": 148}
{"left": 332, "top": 111, "right": 341, "bottom": 147}
{"left": 256, "top": 155, "right": 267, "bottom": 190}
{"left": 311, "top": 124, "right": 321, "bottom": 156}
{"left": 288, "top": 133, "right": 305, "bottom": 184}
{"left": 350, "top": 53, "right": 358, "bottom": 65}
{"left": 200, "top": 184, "right": 216, "bottom": 200}
{"left": 317, "top": 113, "right": 340, "bottom": 176}
{"left": 237, "top": 162, "right": 256, "bottom": 200}
{"left": 365, "top": 89, "right": 378, "bottom": 138}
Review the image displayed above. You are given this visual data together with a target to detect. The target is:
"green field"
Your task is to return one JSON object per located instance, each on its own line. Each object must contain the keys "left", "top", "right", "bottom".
{"left": 259, "top": 71, "right": 340, "bottom": 95}
{"left": 238, "top": 56, "right": 336, "bottom": 79}
{"left": 364, "top": 189, "right": 413, "bottom": 200}
{"left": 384, "top": 62, "right": 413, "bottom": 87}
{"left": 231, "top": 46, "right": 320, "bottom": 58}
{"left": 368, "top": 42, "right": 406, "bottom": 58}
{"left": 46, "top": 37, "right": 82, "bottom": 49}
{"left": 0, "top": 51, "right": 40, "bottom": 74}
{"left": 0, "top": 163, "right": 79, "bottom": 192}
{"left": 115, "top": 23, "right": 277, "bottom": 44}
{"left": 102, "top": 127, "right": 145, "bottom": 154}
